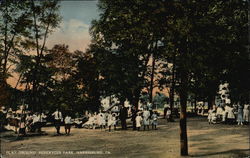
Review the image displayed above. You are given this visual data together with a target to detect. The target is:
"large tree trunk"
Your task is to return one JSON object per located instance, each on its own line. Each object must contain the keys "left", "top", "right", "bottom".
{"left": 208, "top": 94, "right": 215, "bottom": 110}
{"left": 178, "top": 36, "right": 189, "bottom": 156}
{"left": 179, "top": 79, "right": 188, "bottom": 156}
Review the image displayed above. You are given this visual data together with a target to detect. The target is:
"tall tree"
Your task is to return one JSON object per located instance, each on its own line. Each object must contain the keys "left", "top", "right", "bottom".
{"left": 0, "top": 0, "right": 31, "bottom": 106}
{"left": 28, "top": 0, "right": 61, "bottom": 110}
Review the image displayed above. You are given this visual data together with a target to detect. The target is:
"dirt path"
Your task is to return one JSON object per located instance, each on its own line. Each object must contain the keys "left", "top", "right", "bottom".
{"left": 1, "top": 117, "right": 249, "bottom": 158}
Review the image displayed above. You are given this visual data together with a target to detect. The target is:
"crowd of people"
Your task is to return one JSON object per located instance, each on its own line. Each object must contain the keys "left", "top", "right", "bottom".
{"left": 207, "top": 104, "right": 249, "bottom": 125}
{"left": 0, "top": 106, "right": 48, "bottom": 136}
{"left": 1, "top": 102, "right": 249, "bottom": 137}
{"left": 0, "top": 104, "right": 161, "bottom": 136}
{"left": 82, "top": 105, "right": 159, "bottom": 132}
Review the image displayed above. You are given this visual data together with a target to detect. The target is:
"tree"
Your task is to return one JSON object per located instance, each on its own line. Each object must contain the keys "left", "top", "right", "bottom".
{"left": 15, "top": 0, "right": 61, "bottom": 111}
{"left": 91, "top": 0, "right": 171, "bottom": 109}
{"left": 0, "top": 0, "right": 32, "bottom": 106}
{"left": 90, "top": 0, "right": 247, "bottom": 156}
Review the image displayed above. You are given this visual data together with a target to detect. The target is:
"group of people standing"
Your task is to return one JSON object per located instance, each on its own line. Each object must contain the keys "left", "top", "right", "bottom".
{"left": 208, "top": 104, "right": 249, "bottom": 125}
{"left": 51, "top": 109, "right": 73, "bottom": 135}
{"left": 82, "top": 111, "right": 118, "bottom": 132}
{"left": 135, "top": 108, "right": 159, "bottom": 131}
{"left": 82, "top": 105, "right": 160, "bottom": 132}
{"left": 0, "top": 106, "right": 73, "bottom": 136}
{"left": 0, "top": 106, "right": 47, "bottom": 136}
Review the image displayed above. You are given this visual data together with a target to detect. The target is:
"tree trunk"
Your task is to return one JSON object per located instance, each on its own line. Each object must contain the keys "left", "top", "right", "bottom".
{"left": 194, "top": 95, "right": 197, "bottom": 113}
{"left": 149, "top": 41, "right": 158, "bottom": 105}
{"left": 179, "top": 80, "right": 188, "bottom": 156}
{"left": 208, "top": 94, "right": 215, "bottom": 110}
{"left": 170, "top": 52, "right": 176, "bottom": 119}
{"left": 149, "top": 54, "right": 155, "bottom": 104}
{"left": 179, "top": 36, "right": 188, "bottom": 156}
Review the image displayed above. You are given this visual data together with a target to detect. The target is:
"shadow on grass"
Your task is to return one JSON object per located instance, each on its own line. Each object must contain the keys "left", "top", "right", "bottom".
{"left": 190, "top": 149, "right": 250, "bottom": 157}
{"left": 1, "top": 131, "right": 48, "bottom": 142}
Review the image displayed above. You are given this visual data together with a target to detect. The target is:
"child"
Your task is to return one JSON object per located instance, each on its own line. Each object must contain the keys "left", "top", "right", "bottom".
{"left": 135, "top": 112, "right": 142, "bottom": 131}
{"left": 221, "top": 107, "right": 226, "bottom": 123}
{"left": 93, "top": 112, "right": 98, "bottom": 130}
{"left": 18, "top": 116, "right": 26, "bottom": 136}
{"left": 151, "top": 111, "right": 158, "bottom": 130}
{"left": 166, "top": 108, "right": 171, "bottom": 122}
{"left": 227, "top": 106, "right": 235, "bottom": 125}
{"left": 208, "top": 107, "right": 213, "bottom": 124}
{"left": 98, "top": 112, "right": 106, "bottom": 130}
{"left": 107, "top": 112, "right": 113, "bottom": 132}
{"left": 64, "top": 114, "right": 72, "bottom": 135}
{"left": 211, "top": 111, "right": 217, "bottom": 124}
{"left": 112, "top": 113, "right": 117, "bottom": 130}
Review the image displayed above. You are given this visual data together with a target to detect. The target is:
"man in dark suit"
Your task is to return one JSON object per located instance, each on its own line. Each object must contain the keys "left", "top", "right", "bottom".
{"left": 119, "top": 105, "right": 128, "bottom": 130}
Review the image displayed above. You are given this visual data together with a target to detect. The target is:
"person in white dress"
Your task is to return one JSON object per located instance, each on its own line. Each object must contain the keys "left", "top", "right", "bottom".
{"left": 136, "top": 112, "right": 142, "bottom": 131}
{"left": 112, "top": 113, "right": 117, "bottom": 130}
{"left": 211, "top": 111, "right": 217, "bottom": 124}
{"left": 151, "top": 111, "right": 158, "bottom": 130}
{"left": 166, "top": 109, "right": 171, "bottom": 122}
{"left": 85, "top": 114, "right": 95, "bottom": 129}
{"left": 64, "top": 114, "right": 72, "bottom": 135}
{"left": 208, "top": 107, "right": 213, "bottom": 124}
{"left": 221, "top": 107, "right": 226, "bottom": 123}
{"left": 224, "top": 104, "right": 230, "bottom": 123}
{"left": 98, "top": 112, "right": 106, "bottom": 130}
{"left": 107, "top": 112, "right": 114, "bottom": 132}
{"left": 143, "top": 108, "right": 150, "bottom": 130}
{"left": 243, "top": 104, "right": 249, "bottom": 123}
{"left": 216, "top": 106, "right": 223, "bottom": 121}
{"left": 227, "top": 106, "right": 235, "bottom": 125}
{"left": 31, "top": 113, "right": 39, "bottom": 132}
{"left": 93, "top": 112, "right": 98, "bottom": 130}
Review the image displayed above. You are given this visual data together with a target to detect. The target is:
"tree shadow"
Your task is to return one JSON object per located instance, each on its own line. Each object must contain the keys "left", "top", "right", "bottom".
{"left": 190, "top": 149, "right": 250, "bottom": 157}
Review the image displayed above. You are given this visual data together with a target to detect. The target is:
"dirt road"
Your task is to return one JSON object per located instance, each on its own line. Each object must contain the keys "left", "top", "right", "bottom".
{"left": 1, "top": 117, "right": 249, "bottom": 158}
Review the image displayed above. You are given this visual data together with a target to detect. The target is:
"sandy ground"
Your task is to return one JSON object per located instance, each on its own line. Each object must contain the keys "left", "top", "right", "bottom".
{"left": 1, "top": 117, "right": 249, "bottom": 158}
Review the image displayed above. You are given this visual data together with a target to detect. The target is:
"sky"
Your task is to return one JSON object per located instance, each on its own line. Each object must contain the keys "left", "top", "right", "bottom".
{"left": 8, "top": 1, "right": 100, "bottom": 87}
{"left": 47, "top": 0, "right": 99, "bottom": 51}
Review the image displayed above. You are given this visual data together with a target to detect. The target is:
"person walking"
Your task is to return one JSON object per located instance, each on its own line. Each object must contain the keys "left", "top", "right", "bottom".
{"left": 52, "top": 108, "right": 63, "bottom": 135}
{"left": 64, "top": 114, "right": 72, "bottom": 135}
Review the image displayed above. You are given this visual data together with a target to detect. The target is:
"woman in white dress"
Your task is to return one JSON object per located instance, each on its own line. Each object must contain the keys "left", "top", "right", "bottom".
{"left": 143, "top": 108, "right": 150, "bottom": 131}
{"left": 243, "top": 104, "right": 249, "bottom": 123}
